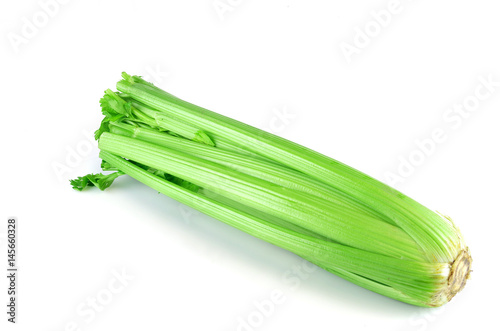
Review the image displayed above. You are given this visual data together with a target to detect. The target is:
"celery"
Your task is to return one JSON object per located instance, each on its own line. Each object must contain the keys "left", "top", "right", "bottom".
{"left": 72, "top": 73, "right": 472, "bottom": 307}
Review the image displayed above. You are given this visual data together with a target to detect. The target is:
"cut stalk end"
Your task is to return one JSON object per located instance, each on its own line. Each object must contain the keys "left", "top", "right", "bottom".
{"left": 431, "top": 248, "right": 472, "bottom": 307}
{"left": 446, "top": 248, "right": 472, "bottom": 300}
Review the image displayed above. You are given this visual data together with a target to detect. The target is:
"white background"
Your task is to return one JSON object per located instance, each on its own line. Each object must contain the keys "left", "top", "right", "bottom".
{"left": 1, "top": 1, "right": 499, "bottom": 330}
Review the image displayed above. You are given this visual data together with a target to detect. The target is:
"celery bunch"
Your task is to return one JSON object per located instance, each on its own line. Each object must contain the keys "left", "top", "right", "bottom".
{"left": 73, "top": 73, "right": 471, "bottom": 307}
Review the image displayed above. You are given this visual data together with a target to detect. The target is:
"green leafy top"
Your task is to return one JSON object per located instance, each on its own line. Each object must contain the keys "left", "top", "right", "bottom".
{"left": 95, "top": 89, "right": 136, "bottom": 140}
{"left": 70, "top": 171, "right": 124, "bottom": 191}
{"left": 121, "top": 72, "right": 158, "bottom": 89}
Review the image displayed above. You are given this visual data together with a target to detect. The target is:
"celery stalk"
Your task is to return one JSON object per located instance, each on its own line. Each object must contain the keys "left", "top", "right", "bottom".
{"left": 72, "top": 72, "right": 472, "bottom": 307}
